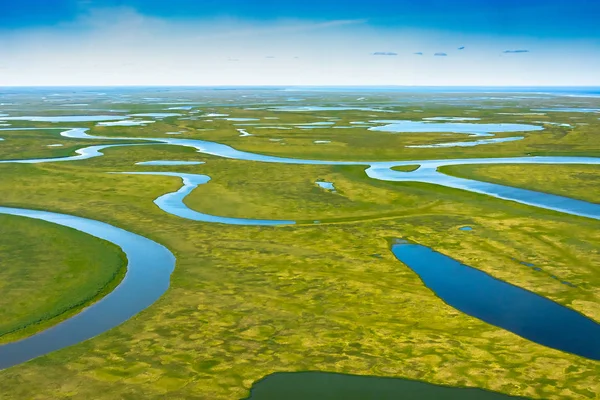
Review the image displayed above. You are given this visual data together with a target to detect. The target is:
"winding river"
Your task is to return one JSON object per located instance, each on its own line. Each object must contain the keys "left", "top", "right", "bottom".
{"left": 1, "top": 124, "right": 600, "bottom": 375}
{"left": 5, "top": 128, "right": 600, "bottom": 221}
{"left": 48, "top": 128, "right": 600, "bottom": 221}
{"left": 118, "top": 171, "right": 296, "bottom": 226}
{"left": 0, "top": 207, "right": 175, "bottom": 370}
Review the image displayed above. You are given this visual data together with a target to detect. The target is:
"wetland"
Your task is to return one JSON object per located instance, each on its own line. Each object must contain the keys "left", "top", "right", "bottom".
{"left": 0, "top": 87, "right": 599, "bottom": 400}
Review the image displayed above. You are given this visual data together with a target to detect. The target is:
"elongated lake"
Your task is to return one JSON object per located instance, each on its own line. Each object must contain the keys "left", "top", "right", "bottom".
{"left": 245, "top": 372, "right": 528, "bottom": 400}
{"left": 391, "top": 242, "right": 600, "bottom": 360}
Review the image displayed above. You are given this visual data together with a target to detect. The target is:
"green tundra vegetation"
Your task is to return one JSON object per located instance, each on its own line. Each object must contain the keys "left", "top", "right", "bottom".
{"left": 86, "top": 108, "right": 600, "bottom": 162}
{"left": 391, "top": 165, "right": 421, "bottom": 172}
{"left": 0, "top": 93, "right": 598, "bottom": 399}
{"left": 0, "top": 128, "right": 123, "bottom": 160}
{"left": 439, "top": 164, "right": 600, "bottom": 204}
{"left": 0, "top": 214, "right": 126, "bottom": 343}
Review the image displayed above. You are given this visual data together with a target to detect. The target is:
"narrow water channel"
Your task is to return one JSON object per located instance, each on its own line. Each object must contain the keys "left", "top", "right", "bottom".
{"left": 0, "top": 207, "right": 175, "bottom": 370}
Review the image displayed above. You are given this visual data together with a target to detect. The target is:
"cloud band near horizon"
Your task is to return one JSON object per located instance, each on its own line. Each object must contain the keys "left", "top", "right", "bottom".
{"left": 0, "top": 0, "right": 598, "bottom": 86}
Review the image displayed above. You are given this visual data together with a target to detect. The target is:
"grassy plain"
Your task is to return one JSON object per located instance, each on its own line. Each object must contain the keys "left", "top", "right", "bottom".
{"left": 0, "top": 92, "right": 599, "bottom": 399}
{"left": 440, "top": 164, "right": 600, "bottom": 204}
{"left": 0, "top": 214, "right": 126, "bottom": 343}
{"left": 0, "top": 144, "right": 598, "bottom": 399}
{"left": 55, "top": 105, "right": 600, "bottom": 166}
{"left": 0, "top": 128, "right": 119, "bottom": 160}
{"left": 392, "top": 165, "right": 421, "bottom": 172}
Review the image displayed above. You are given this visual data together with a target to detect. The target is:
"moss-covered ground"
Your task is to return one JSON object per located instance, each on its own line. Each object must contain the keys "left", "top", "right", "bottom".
{"left": 0, "top": 91, "right": 598, "bottom": 399}
{"left": 440, "top": 164, "right": 600, "bottom": 204}
{"left": 0, "top": 214, "right": 126, "bottom": 343}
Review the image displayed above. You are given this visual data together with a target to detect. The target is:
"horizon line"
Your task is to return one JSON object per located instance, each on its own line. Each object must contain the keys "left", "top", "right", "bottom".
{"left": 1, "top": 85, "right": 599, "bottom": 89}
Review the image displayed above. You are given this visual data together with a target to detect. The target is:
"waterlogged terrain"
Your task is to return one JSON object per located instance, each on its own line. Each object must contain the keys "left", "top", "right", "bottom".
{"left": 0, "top": 87, "right": 599, "bottom": 400}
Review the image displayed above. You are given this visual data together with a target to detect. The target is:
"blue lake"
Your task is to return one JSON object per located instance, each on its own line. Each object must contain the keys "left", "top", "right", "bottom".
{"left": 423, "top": 117, "right": 481, "bottom": 121}
{"left": 369, "top": 121, "right": 543, "bottom": 137}
{"left": 135, "top": 160, "right": 204, "bottom": 166}
{"left": 128, "top": 113, "right": 181, "bottom": 118}
{"left": 97, "top": 120, "right": 155, "bottom": 126}
{"left": 221, "top": 117, "right": 260, "bottom": 121}
{"left": 407, "top": 136, "right": 524, "bottom": 148}
{"left": 271, "top": 106, "right": 393, "bottom": 112}
{"left": 391, "top": 242, "right": 600, "bottom": 360}
{"left": 245, "top": 372, "right": 528, "bottom": 400}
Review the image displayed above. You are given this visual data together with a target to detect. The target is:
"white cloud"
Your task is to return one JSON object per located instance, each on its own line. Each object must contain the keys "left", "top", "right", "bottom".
{"left": 0, "top": 7, "right": 598, "bottom": 86}
{"left": 204, "top": 18, "right": 367, "bottom": 39}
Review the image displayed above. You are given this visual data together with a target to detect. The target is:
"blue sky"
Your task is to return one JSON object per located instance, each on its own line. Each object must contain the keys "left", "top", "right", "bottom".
{"left": 1, "top": 0, "right": 599, "bottom": 85}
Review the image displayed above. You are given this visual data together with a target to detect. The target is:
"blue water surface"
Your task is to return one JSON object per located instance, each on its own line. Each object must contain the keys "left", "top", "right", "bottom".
{"left": 391, "top": 242, "right": 600, "bottom": 360}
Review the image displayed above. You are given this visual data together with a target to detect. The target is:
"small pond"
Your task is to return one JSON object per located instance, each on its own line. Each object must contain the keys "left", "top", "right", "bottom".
{"left": 316, "top": 181, "right": 335, "bottom": 191}
{"left": 135, "top": 160, "right": 204, "bottom": 166}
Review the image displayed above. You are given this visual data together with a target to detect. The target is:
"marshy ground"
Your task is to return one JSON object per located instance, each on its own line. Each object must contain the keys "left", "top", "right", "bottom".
{"left": 0, "top": 88, "right": 598, "bottom": 399}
